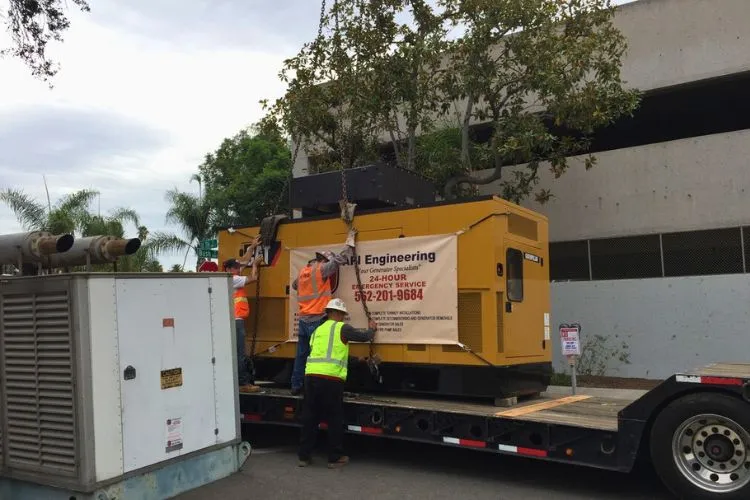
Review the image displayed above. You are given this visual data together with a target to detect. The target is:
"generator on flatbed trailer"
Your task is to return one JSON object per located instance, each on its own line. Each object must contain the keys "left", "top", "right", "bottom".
{"left": 218, "top": 166, "right": 553, "bottom": 402}
{"left": 223, "top": 165, "right": 750, "bottom": 498}
{"left": 242, "top": 362, "right": 750, "bottom": 498}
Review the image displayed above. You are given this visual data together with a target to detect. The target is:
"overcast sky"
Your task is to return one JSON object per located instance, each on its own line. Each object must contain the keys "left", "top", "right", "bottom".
{"left": 0, "top": 0, "right": 321, "bottom": 270}
{"left": 0, "top": 0, "right": 636, "bottom": 271}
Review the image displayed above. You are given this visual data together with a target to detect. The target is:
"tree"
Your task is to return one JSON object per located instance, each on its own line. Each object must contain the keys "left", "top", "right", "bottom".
{"left": 169, "top": 264, "right": 184, "bottom": 273}
{"left": 80, "top": 208, "right": 141, "bottom": 238}
{"left": 2, "top": 0, "right": 90, "bottom": 82}
{"left": 147, "top": 188, "right": 214, "bottom": 267}
{"left": 439, "top": 0, "right": 640, "bottom": 202}
{"left": 0, "top": 187, "right": 99, "bottom": 234}
{"left": 267, "top": 0, "right": 640, "bottom": 204}
{"left": 265, "top": 0, "right": 450, "bottom": 173}
{"left": 197, "top": 126, "right": 292, "bottom": 227}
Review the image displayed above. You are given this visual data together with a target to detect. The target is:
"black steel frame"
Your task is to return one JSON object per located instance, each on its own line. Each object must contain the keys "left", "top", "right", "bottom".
{"left": 239, "top": 373, "right": 750, "bottom": 474}
{"left": 253, "top": 358, "right": 553, "bottom": 400}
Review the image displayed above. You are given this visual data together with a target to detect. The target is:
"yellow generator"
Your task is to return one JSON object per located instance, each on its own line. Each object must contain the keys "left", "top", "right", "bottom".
{"left": 217, "top": 165, "right": 552, "bottom": 400}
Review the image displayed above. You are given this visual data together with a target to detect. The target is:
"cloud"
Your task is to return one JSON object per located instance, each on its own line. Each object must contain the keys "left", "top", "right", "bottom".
{"left": 88, "top": 0, "right": 322, "bottom": 52}
{"left": 0, "top": 105, "right": 170, "bottom": 176}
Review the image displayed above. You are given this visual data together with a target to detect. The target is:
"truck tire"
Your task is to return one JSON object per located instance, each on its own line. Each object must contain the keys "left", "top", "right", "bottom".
{"left": 650, "top": 392, "right": 750, "bottom": 500}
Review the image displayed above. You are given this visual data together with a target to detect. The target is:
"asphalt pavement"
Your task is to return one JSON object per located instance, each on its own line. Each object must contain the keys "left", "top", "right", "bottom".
{"left": 178, "top": 423, "right": 673, "bottom": 500}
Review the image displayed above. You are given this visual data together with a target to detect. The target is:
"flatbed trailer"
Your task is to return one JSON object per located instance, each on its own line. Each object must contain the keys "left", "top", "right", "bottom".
{"left": 240, "top": 363, "right": 750, "bottom": 500}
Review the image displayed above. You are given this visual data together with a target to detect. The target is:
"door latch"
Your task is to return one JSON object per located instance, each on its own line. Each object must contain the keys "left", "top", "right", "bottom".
{"left": 124, "top": 365, "right": 136, "bottom": 380}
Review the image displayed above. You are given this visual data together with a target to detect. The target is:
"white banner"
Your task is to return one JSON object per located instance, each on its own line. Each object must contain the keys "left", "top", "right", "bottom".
{"left": 289, "top": 234, "right": 458, "bottom": 344}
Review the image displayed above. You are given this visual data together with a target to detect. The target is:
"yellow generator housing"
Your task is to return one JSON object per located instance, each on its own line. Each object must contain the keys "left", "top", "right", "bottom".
{"left": 218, "top": 195, "right": 552, "bottom": 399}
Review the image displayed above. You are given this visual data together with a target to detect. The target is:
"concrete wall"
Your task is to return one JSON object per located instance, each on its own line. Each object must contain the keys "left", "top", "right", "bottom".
{"left": 478, "top": 129, "right": 750, "bottom": 241}
{"left": 549, "top": 275, "right": 750, "bottom": 379}
{"left": 616, "top": 0, "right": 750, "bottom": 91}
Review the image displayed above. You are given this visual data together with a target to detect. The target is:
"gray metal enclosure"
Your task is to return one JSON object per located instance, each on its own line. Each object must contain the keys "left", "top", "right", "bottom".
{"left": 0, "top": 272, "right": 245, "bottom": 498}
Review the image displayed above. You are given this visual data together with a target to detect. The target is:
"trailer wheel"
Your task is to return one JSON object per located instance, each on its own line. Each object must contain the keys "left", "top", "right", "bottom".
{"left": 650, "top": 392, "right": 750, "bottom": 499}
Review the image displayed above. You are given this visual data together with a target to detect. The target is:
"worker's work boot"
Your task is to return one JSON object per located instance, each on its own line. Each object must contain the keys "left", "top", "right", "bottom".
{"left": 239, "top": 384, "right": 261, "bottom": 393}
{"left": 327, "top": 456, "right": 349, "bottom": 469}
{"left": 298, "top": 458, "right": 311, "bottom": 467}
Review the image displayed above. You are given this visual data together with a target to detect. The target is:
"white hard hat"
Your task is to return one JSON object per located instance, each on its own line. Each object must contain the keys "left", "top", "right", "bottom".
{"left": 325, "top": 298, "right": 348, "bottom": 314}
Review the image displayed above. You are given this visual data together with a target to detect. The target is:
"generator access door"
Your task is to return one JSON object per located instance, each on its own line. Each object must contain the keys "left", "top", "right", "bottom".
{"left": 116, "top": 277, "right": 218, "bottom": 473}
{"left": 502, "top": 243, "right": 547, "bottom": 359}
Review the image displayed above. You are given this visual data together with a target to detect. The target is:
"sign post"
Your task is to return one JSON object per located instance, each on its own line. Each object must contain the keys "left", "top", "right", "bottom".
{"left": 559, "top": 323, "right": 582, "bottom": 395}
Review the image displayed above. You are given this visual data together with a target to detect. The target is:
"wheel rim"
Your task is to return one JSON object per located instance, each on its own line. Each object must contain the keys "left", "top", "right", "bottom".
{"left": 672, "top": 413, "right": 750, "bottom": 493}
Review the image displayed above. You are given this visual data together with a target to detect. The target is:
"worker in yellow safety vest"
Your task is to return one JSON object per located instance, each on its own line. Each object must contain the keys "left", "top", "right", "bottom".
{"left": 297, "top": 298, "right": 377, "bottom": 469}
{"left": 223, "top": 235, "right": 262, "bottom": 393}
{"left": 290, "top": 229, "right": 357, "bottom": 395}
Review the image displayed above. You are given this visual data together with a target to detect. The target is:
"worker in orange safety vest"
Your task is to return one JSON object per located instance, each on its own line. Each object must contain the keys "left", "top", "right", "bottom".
{"left": 289, "top": 228, "right": 357, "bottom": 395}
{"left": 223, "top": 235, "right": 263, "bottom": 393}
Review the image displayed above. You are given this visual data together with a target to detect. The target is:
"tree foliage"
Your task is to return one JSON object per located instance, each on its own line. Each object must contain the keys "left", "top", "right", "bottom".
{"left": 2, "top": 0, "right": 90, "bottom": 82}
{"left": 265, "top": 0, "right": 640, "bottom": 204}
{"left": 263, "top": 0, "right": 448, "bottom": 174}
{"left": 1, "top": 187, "right": 99, "bottom": 234}
{"left": 147, "top": 188, "right": 214, "bottom": 266}
{"left": 197, "top": 126, "right": 292, "bottom": 227}
{"left": 439, "top": 0, "right": 640, "bottom": 202}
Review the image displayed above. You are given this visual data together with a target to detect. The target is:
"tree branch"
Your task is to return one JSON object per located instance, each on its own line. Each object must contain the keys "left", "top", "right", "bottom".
{"left": 460, "top": 96, "right": 474, "bottom": 170}
{"left": 443, "top": 166, "right": 504, "bottom": 199}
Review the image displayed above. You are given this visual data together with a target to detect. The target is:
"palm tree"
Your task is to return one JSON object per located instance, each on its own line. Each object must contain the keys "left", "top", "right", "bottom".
{"left": 148, "top": 188, "right": 214, "bottom": 268}
{"left": 80, "top": 208, "right": 141, "bottom": 239}
{"left": 0, "top": 187, "right": 99, "bottom": 234}
{"left": 190, "top": 173, "right": 202, "bottom": 200}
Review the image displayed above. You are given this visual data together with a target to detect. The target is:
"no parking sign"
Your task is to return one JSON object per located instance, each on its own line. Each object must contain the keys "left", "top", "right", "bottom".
{"left": 559, "top": 324, "right": 581, "bottom": 357}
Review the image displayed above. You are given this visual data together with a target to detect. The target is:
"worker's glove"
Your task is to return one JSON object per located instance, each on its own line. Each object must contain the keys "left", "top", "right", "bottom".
{"left": 340, "top": 201, "right": 357, "bottom": 224}
{"left": 345, "top": 228, "right": 357, "bottom": 248}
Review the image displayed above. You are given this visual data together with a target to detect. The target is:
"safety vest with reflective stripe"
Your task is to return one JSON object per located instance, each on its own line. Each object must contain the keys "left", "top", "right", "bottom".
{"left": 234, "top": 287, "right": 250, "bottom": 319}
{"left": 297, "top": 263, "right": 332, "bottom": 316}
{"left": 305, "top": 320, "right": 348, "bottom": 381}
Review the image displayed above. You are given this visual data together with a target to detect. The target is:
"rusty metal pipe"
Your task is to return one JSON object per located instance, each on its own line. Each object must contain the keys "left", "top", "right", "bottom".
{"left": 103, "top": 237, "right": 141, "bottom": 259}
{"left": 45, "top": 236, "right": 142, "bottom": 268}
{"left": 0, "top": 231, "right": 75, "bottom": 265}
{"left": 37, "top": 234, "right": 75, "bottom": 255}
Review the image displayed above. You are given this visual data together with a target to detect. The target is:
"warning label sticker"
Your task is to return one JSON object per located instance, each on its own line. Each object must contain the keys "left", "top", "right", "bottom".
{"left": 160, "top": 367, "right": 183, "bottom": 390}
{"left": 165, "top": 417, "right": 184, "bottom": 453}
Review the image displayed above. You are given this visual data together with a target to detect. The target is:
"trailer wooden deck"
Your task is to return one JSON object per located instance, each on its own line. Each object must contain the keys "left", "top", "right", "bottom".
{"left": 254, "top": 386, "right": 631, "bottom": 432}
{"left": 687, "top": 362, "right": 750, "bottom": 379}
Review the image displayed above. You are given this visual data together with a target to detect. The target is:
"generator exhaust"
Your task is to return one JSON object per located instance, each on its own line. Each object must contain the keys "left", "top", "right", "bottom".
{"left": 0, "top": 231, "right": 75, "bottom": 266}
{"left": 45, "top": 236, "right": 141, "bottom": 268}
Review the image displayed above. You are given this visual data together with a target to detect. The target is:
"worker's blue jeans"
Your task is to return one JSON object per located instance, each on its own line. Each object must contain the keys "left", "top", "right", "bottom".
{"left": 291, "top": 317, "right": 327, "bottom": 391}
{"left": 236, "top": 318, "right": 252, "bottom": 386}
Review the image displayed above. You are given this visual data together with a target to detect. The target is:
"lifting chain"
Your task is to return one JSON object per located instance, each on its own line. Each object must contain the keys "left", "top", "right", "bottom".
{"left": 332, "top": 0, "right": 379, "bottom": 380}
{"left": 253, "top": 0, "right": 380, "bottom": 382}
{"left": 251, "top": 0, "right": 326, "bottom": 366}
{"left": 340, "top": 166, "right": 380, "bottom": 381}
